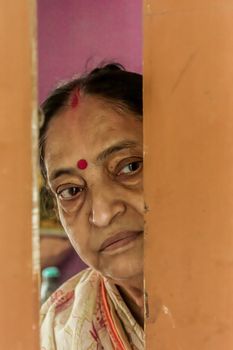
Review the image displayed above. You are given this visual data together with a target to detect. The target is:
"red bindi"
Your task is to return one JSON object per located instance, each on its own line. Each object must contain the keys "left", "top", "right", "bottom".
{"left": 77, "top": 159, "right": 88, "bottom": 170}
{"left": 71, "top": 89, "right": 80, "bottom": 108}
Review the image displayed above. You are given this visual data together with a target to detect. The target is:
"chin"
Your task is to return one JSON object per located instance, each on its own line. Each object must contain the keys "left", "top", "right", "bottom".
{"left": 100, "top": 247, "right": 143, "bottom": 282}
{"left": 107, "top": 265, "right": 143, "bottom": 282}
{"left": 82, "top": 234, "right": 144, "bottom": 281}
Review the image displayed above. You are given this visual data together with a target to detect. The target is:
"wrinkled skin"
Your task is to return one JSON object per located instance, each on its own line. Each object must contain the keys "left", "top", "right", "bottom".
{"left": 44, "top": 95, "right": 144, "bottom": 322}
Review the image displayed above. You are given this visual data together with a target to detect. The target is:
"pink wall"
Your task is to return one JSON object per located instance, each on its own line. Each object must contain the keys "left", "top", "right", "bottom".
{"left": 38, "top": 0, "right": 142, "bottom": 102}
{"left": 38, "top": 0, "right": 142, "bottom": 279}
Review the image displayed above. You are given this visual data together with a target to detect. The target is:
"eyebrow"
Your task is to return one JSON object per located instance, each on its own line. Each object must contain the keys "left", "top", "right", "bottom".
{"left": 96, "top": 140, "right": 138, "bottom": 162}
{"left": 49, "top": 167, "right": 78, "bottom": 182}
{"left": 49, "top": 140, "right": 139, "bottom": 182}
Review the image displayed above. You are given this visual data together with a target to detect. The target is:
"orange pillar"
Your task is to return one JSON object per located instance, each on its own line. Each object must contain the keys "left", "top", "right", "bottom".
{"left": 144, "top": 1, "right": 233, "bottom": 349}
{"left": 0, "top": 1, "right": 39, "bottom": 349}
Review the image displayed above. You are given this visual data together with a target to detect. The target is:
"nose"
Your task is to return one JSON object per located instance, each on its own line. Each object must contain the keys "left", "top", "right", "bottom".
{"left": 88, "top": 182, "right": 126, "bottom": 228}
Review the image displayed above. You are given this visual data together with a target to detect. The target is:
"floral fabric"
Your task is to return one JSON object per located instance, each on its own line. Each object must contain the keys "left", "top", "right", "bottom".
{"left": 40, "top": 268, "right": 144, "bottom": 350}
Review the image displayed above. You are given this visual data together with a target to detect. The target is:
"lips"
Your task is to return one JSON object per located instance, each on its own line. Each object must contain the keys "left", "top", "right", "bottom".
{"left": 99, "top": 231, "right": 142, "bottom": 252}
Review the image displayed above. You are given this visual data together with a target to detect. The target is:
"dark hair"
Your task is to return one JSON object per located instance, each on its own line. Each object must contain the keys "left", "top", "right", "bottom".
{"left": 39, "top": 63, "right": 142, "bottom": 181}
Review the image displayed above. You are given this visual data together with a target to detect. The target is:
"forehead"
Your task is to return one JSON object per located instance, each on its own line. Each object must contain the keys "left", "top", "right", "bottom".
{"left": 44, "top": 95, "right": 142, "bottom": 169}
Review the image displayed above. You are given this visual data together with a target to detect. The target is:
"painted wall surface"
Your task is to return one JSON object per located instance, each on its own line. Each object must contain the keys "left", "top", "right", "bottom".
{"left": 0, "top": 1, "right": 39, "bottom": 349}
{"left": 38, "top": 0, "right": 142, "bottom": 102}
{"left": 144, "top": 0, "right": 233, "bottom": 348}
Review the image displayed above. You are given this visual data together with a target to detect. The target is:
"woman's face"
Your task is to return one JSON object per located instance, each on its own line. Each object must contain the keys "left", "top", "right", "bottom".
{"left": 44, "top": 95, "right": 143, "bottom": 281}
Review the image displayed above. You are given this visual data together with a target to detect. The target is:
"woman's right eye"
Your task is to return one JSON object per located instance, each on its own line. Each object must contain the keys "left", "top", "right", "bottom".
{"left": 56, "top": 186, "right": 83, "bottom": 201}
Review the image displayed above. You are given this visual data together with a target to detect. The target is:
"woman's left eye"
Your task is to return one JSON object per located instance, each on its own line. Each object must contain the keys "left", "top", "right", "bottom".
{"left": 118, "top": 161, "right": 142, "bottom": 175}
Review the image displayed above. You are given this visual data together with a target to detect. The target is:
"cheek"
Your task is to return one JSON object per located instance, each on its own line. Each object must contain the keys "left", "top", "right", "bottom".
{"left": 126, "top": 187, "right": 144, "bottom": 216}
{"left": 57, "top": 204, "right": 88, "bottom": 247}
{"left": 56, "top": 203, "right": 77, "bottom": 237}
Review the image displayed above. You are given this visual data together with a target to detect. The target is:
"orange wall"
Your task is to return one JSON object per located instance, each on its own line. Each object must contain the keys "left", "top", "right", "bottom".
{"left": 144, "top": 0, "right": 233, "bottom": 348}
{"left": 2, "top": 1, "right": 233, "bottom": 348}
{"left": 0, "top": 1, "right": 39, "bottom": 349}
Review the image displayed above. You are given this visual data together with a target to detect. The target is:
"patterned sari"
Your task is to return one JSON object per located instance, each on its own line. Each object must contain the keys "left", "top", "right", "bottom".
{"left": 40, "top": 268, "right": 144, "bottom": 350}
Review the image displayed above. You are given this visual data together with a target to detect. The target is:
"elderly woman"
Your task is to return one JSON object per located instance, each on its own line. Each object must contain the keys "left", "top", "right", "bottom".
{"left": 40, "top": 64, "right": 144, "bottom": 350}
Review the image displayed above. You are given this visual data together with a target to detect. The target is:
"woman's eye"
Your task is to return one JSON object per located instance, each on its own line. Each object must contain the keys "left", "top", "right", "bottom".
{"left": 118, "top": 161, "right": 142, "bottom": 175}
{"left": 57, "top": 186, "right": 83, "bottom": 200}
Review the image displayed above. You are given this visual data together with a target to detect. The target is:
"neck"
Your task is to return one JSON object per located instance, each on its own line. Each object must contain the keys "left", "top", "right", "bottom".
{"left": 113, "top": 273, "right": 144, "bottom": 328}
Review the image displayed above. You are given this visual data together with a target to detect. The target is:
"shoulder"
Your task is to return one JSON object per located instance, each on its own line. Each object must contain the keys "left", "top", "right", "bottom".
{"left": 40, "top": 268, "right": 105, "bottom": 349}
{"left": 40, "top": 267, "right": 99, "bottom": 322}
